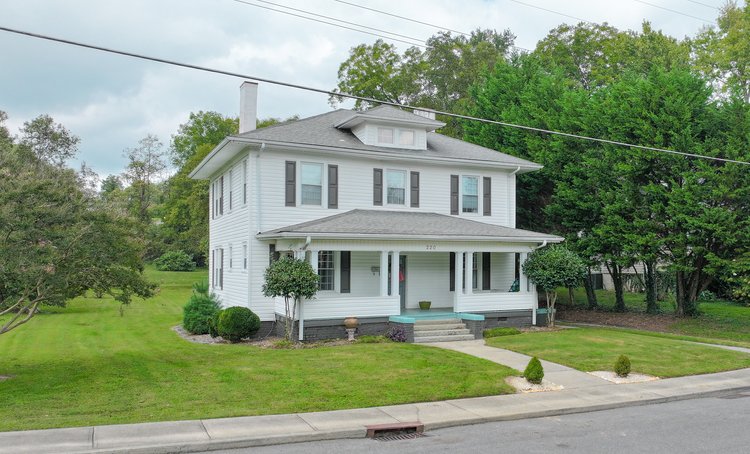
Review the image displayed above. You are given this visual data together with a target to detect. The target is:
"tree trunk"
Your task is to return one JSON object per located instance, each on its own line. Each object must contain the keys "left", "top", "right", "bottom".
{"left": 607, "top": 262, "right": 626, "bottom": 312}
{"left": 584, "top": 267, "right": 598, "bottom": 310}
{"left": 546, "top": 291, "right": 557, "bottom": 327}
{"left": 675, "top": 270, "right": 685, "bottom": 316}
{"left": 568, "top": 287, "right": 575, "bottom": 306}
{"left": 644, "top": 260, "right": 658, "bottom": 314}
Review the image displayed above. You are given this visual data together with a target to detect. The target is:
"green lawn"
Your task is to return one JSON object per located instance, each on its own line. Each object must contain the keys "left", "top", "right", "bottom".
{"left": 486, "top": 328, "right": 750, "bottom": 378}
{"left": 559, "top": 287, "right": 750, "bottom": 345}
{"left": 0, "top": 267, "right": 516, "bottom": 432}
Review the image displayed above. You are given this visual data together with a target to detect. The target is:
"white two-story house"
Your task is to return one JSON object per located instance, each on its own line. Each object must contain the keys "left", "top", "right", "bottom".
{"left": 190, "top": 82, "right": 562, "bottom": 342}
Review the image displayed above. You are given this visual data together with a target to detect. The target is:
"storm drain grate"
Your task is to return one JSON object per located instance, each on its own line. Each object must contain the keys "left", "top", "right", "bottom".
{"left": 365, "top": 421, "right": 425, "bottom": 441}
{"left": 374, "top": 431, "right": 427, "bottom": 442}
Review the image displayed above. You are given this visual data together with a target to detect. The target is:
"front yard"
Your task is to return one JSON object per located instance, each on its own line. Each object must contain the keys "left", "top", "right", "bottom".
{"left": 0, "top": 268, "right": 516, "bottom": 432}
{"left": 486, "top": 327, "right": 750, "bottom": 378}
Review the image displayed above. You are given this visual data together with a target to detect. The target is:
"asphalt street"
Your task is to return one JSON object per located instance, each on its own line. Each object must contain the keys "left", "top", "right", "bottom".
{"left": 207, "top": 391, "right": 750, "bottom": 454}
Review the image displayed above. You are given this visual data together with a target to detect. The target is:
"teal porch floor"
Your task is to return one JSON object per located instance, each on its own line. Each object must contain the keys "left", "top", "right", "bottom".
{"left": 390, "top": 310, "right": 484, "bottom": 324}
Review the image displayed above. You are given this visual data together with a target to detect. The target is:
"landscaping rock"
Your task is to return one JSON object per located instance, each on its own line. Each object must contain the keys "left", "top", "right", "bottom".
{"left": 505, "top": 376, "right": 564, "bottom": 393}
{"left": 588, "top": 371, "right": 659, "bottom": 384}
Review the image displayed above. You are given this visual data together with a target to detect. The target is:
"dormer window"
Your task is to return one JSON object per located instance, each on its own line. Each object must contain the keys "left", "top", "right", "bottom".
{"left": 399, "top": 129, "right": 415, "bottom": 146}
{"left": 378, "top": 127, "right": 394, "bottom": 144}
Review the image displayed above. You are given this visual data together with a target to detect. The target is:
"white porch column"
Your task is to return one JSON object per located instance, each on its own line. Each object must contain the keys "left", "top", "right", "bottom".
{"left": 464, "top": 251, "right": 473, "bottom": 295}
{"left": 390, "top": 251, "right": 400, "bottom": 298}
{"left": 453, "top": 251, "right": 463, "bottom": 311}
{"left": 519, "top": 252, "right": 528, "bottom": 292}
{"left": 379, "top": 251, "right": 389, "bottom": 297}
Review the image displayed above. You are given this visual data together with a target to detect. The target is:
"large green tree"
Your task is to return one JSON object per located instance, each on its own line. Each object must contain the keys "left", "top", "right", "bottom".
{"left": 0, "top": 113, "right": 154, "bottom": 334}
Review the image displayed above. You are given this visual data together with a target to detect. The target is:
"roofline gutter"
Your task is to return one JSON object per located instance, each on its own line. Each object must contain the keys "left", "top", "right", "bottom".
{"left": 256, "top": 232, "right": 564, "bottom": 243}
{"left": 188, "top": 137, "right": 234, "bottom": 179}
{"left": 203, "top": 136, "right": 542, "bottom": 173}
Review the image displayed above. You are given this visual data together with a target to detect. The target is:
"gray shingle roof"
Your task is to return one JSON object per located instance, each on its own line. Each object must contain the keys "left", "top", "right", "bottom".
{"left": 235, "top": 106, "right": 539, "bottom": 169}
{"left": 258, "top": 209, "right": 562, "bottom": 242}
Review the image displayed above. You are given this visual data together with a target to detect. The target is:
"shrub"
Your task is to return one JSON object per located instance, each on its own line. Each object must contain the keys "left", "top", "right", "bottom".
{"left": 386, "top": 325, "right": 408, "bottom": 342}
{"left": 614, "top": 354, "right": 631, "bottom": 377}
{"left": 182, "top": 281, "right": 220, "bottom": 334}
{"left": 217, "top": 306, "right": 261, "bottom": 343}
{"left": 208, "top": 310, "right": 221, "bottom": 338}
{"left": 356, "top": 335, "right": 389, "bottom": 344}
{"left": 523, "top": 356, "right": 544, "bottom": 384}
{"left": 154, "top": 250, "right": 196, "bottom": 271}
{"left": 483, "top": 327, "right": 522, "bottom": 338}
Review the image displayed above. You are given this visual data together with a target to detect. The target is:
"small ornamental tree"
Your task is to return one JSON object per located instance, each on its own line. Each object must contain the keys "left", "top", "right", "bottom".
{"left": 262, "top": 256, "right": 319, "bottom": 341}
{"left": 522, "top": 244, "right": 586, "bottom": 327}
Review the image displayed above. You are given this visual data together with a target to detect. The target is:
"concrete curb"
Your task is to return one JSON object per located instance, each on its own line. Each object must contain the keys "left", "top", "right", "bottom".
{"left": 52, "top": 384, "right": 750, "bottom": 454}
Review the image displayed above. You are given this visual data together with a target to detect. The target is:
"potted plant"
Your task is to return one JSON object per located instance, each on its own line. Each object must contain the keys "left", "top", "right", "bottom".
{"left": 418, "top": 300, "right": 431, "bottom": 310}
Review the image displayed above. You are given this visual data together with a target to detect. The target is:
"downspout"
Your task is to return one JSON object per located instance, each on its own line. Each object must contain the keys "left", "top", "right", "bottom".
{"left": 299, "top": 235, "right": 312, "bottom": 341}
{"left": 509, "top": 166, "right": 521, "bottom": 228}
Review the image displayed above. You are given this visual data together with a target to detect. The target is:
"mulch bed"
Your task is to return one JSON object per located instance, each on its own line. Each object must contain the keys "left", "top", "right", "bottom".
{"left": 172, "top": 325, "right": 352, "bottom": 349}
{"left": 557, "top": 306, "right": 679, "bottom": 333}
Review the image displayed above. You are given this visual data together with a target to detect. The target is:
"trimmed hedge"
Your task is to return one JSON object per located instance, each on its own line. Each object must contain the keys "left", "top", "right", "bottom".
{"left": 524, "top": 356, "right": 544, "bottom": 384}
{"left": 483, "top": 327, "right": 522, "bottom": 338}
{"left": 614, "top": 354, "right": 632, "bottom": 377}
{"left": 217, "top": 306, "right": 261, "bottom": 343}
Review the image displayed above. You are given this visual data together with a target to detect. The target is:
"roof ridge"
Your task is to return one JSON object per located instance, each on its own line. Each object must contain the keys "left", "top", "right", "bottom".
{"left": 237, "top": 109, "right": 352, "bottom": 137}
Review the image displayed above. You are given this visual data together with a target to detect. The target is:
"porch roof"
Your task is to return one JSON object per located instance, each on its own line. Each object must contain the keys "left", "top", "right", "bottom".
{"left": 257, "top": 209, "right": 563, "bottom": 243}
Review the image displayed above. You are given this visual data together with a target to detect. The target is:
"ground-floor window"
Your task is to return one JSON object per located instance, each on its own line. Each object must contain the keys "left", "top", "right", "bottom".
{"left": 212, "top": 248, "right": 224, "bottom": 290}
{"left": 318, "top": 250, "right": 334, "bottom": 290}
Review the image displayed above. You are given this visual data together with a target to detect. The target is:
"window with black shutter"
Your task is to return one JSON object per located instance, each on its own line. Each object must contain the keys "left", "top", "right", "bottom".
{"left": 285, "top": 161, "right": 296, "bottom": 206}
{"left": 340, "top": 251, "right": 351, "bottom": 293}
{"left": 483, "top": 177, "right": 491, "bottom": 216}
{"left": 482, "top": 252, "right": 491, "bottom": 290}
{"left": 328, "top": 165, "right": 338, "bottom": 209}
{"left": 410, "top": 171, "right": 420, "bottom": 207}
{"left": 450, "top": 175, "right": 459, "bottom": 215}
{"left": 373, "top": 168, "right": 383, "bottom": 206}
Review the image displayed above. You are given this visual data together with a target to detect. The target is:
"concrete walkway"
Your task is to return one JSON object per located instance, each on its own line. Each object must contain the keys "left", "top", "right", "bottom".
{"left": 2, "top": 344, "right": 749, "bottom": 454}
{"left": 424, "top": 339, "right": 613, "bottom": 389}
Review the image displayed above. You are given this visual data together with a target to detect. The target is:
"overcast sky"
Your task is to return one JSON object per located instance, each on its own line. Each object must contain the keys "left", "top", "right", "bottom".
{"left": 0, "top": 0, "right": 728, "bottom": 176}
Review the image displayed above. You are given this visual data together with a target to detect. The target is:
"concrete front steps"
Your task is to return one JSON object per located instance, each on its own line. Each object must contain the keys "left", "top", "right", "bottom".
{"left": 413, "top": 318, "right": 475, "bottom": 343}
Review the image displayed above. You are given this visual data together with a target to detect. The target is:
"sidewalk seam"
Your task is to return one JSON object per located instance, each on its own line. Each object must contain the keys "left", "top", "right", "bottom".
{"left": 199, "top": 420, "right": 211, "bottom": 440}
{"left": 295, "top": 414, "right": 317, "bottom": 432}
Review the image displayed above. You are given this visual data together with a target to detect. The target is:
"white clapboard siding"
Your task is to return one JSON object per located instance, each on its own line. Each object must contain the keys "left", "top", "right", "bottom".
{"left": 403, "top": 252, "right": 453, "bottom": 309}
{"left": 456, "top": 292, "right": 534, "bottom": 312}
{"left": 490, "top": 252, "right": 516, "bottom": 292}
{"left": 302, "top": 296, "right": 400, "bottom": 320}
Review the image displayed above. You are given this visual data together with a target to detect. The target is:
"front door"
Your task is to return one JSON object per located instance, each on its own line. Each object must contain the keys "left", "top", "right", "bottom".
{"left": 399, "top": 255, "right": 407, "bottom": 311}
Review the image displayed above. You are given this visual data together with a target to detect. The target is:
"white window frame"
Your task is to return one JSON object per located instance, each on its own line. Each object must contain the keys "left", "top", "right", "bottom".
{"left": 472, "top": 252, "right": 478, "bottom": 289}
{"left": 300, "top": 161, "right": 324, "bottom": 206}
{"left": 461, "top": 175, "right": 480, "bottom": 214}
{"left": 318, "top": 250, "right": 335, "bottom": 291}
{"left": 242, "top": 159, "right": 248, "bottom": 206}
{"left": 228, "top": 169, "right": 234, "bottom": 211}
{"left": 377, "top": 127, "right": 394, "bottom": 144}
{"left": 212, "top": 247, "right": 224, "bottom": 290}
{"left": 228, "top": 245, "right": 233, "bottom": 270}
{"left": 385, "top": 169, "right": 407, "bottom": 206}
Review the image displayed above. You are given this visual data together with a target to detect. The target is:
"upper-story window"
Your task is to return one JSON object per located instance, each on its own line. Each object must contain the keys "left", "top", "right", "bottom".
{"left": 386, "top": 170, "right": 406, "bottom": 205}
{"left": 462, "top": 176, "right": 479, "bottom": 213}
{"left": 378, "top": 127, "right": 394, "bottom": 144}
{"left": 398, "top": 129, "right": 415, "bottom": 146}
{"left": 301, "top": 162, "right": 323, "bottom": 205}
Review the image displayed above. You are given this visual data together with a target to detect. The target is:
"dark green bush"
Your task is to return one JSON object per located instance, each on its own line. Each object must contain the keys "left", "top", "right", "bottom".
{"left": 483, "top": 327, "right": 522, "bottom": 338}
{"left": 614, "top": 354, "right": 631, "bottom": 377}
{"left": 182, "top": 281, "right": 220, "bottom": 334}
{"left": 208, "top": 310, "right": 222, "bottom": 338}
{"left": 523, "top": 356, "right": 544, "bottom": 384}
{"left": 217, "top": 306, "right": 261, "bottom": 342}
{"left": 154, "top": 250, "right": 196, "bottom": 271}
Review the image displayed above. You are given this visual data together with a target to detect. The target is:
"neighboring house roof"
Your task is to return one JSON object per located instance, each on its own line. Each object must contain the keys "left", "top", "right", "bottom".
{"left": 190, "top": 105, "right": 541, "bottom": 179}
{"left": 257, "top": 209, "right": 563, "bottom": 243}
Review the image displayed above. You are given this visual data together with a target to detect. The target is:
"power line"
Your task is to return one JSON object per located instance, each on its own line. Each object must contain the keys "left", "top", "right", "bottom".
{"left": 244, "top": 0, "right": 429, "bottom": 45}
{"left": 333, "top": 0, "right": 470, "bottom": 36}
{"left": 633, "top": 0, "right": 713, "bottom": 23}
{"left": 230, "top": 0, "right": 426, "bottom": 48}
{"left": 507, "top": 0, "right": 594, "bottom": 24}
{"left": 1, "top": 26, "right": 747, "bottom": 166}
{"left": 333, "top": 0, "right": 532, "bottom": 53}
{"left": 685, "top": 0, "right": 720, "bottom": 10}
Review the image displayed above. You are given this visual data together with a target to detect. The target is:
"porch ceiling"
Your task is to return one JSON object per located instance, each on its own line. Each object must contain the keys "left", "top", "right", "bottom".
{"left": 257, "top": 209, "right": 562, "bottom": 243}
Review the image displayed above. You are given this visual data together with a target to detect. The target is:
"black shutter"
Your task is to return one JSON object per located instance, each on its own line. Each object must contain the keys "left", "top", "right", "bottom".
{"left": 211, "top": 249, "right": 215, "bottom": 288}
{"left": 483, "top": 177, "right": 491, "bottom": 216}
{"left": 219, "top": 248, "right": 224, "bottom": 289}
{"left": 219, "top": 176, "right": 224, "bottom": 215}
{"left": 373, "top": 168, "right": 383, "bottom": 206}
{"left": 328, "top": 165, "right": 338, "bottom": 209}
{"left": 285, "top": 161, "right": 296, "bottom": 207}
{"left": 482, "top": 252, "right": 491, "bottom": 290}
{"left": 410, "top": 171, "right": 420, "bottom": 208}
{"left": 449, "top": 252, "right": 455, "bottom": 291}
{"left": 450, "top": 175, "right": 459, "bottom": 215}
{"left": 340, "top": 251, "right": 351, "bottom": 293}
{"left": 211, "top": 182, "right": 215, "bottom": 219}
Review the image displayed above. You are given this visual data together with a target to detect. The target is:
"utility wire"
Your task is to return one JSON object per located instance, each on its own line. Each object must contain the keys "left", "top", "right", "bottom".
{"left": 507, "top": 0, "right": 594, "bottom": 24}
{"left": 685, "top": 0, "right": 720, "bottom": 10}
{"left": 333, "top": 0, "right": 532, "bottom": 53}
{"left": 333, "top": 0, "right": 470, "bottom": 36}
{"left": 633, "top": 0, "right": 713, "bottom": 23}
{"left": 1, "top": 26, "right": 747, "bottom": 166}
{"left": 231, "top": 0, "right": 426, "bottom": 48}
{"left": 245, "top": 0, "right": 428, "bottom": 45}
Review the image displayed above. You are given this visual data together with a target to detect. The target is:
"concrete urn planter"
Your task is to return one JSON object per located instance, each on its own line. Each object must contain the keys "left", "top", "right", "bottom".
{"left": 344, "top": 317, "right": 359, "bottom": 329}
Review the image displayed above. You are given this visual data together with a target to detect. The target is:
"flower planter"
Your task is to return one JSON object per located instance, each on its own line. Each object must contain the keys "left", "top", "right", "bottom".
{"left": 418, "top": 300, "right": 431, "bottom": 310}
